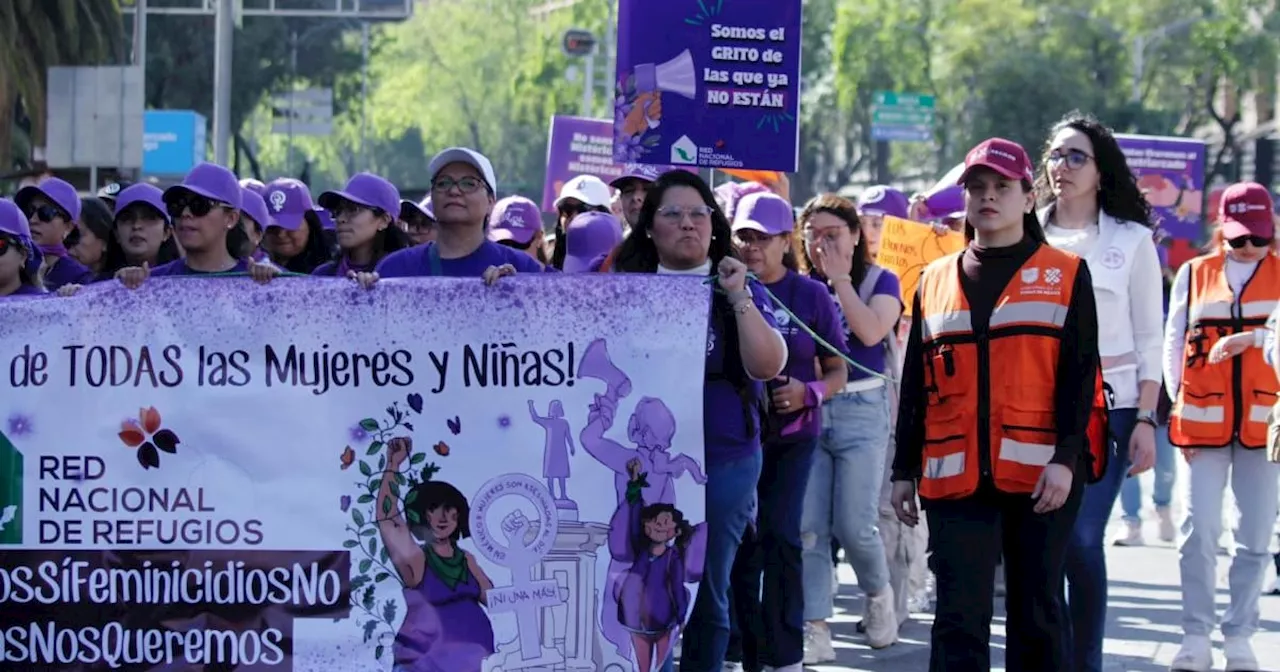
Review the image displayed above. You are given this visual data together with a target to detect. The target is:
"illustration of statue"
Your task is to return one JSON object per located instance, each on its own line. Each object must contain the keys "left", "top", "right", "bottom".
{"left": 577, "top": 338, "right": 706, "bottom": 658}
{"left": 378, "top": 438, "right": 495, "bottom": 672}
{"left": 528, "top": 399, "right": 575, "bottom": 501}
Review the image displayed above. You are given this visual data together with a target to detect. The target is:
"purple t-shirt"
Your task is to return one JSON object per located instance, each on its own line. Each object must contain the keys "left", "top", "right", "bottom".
{"left": 763, "top": 271, "right": 849, "bottom": 442}
{"left": 704, "top": 278, "right": 780, "bottom": 463}
{"left": 822, "top": 266, "right": 902, "bottom": 382}
{"left": 375, "top": 240, "right": 549, "bottom": 278}
{"left": 2, "top": 284, "right": 46, "bottom": 298}
{"left": 43, "top": 256, "right": 94, "bottom": 291}
{"left": 149, "top": 259, "right": 252, "bottom": 277}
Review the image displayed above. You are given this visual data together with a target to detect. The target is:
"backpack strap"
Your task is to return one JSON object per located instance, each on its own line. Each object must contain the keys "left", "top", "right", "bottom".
{"left": 857, "top": 265, "right": 884, "bottom": 304}
{"left": 706, "top": 289, "right": 764, "bottom": 437}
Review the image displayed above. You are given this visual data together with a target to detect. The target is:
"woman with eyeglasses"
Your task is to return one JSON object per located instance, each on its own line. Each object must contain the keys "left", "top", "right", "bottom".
{"left": 399, "top": 196, "right": 437, "bottom": 246}
{"left": 257, "top": 178, "right": 334, "bottom": 274}
{"left": 13, "top": 177, "right": 95, "bottom": 291}
{"left": 597, "top": 170, "right": 788, "bottom": 672}
{"left": 550, "top": 175, "right": 612, "bottom": 269}
{"left": 1163, "top": 182, "right": 1280, "bottom": 672}
{"left": 0, "top": 199, "right": 46, "bottom": 297}
{"left": 1035, "top": 113, "right": 1161, "bottom": 672}
{"left": 112, "top": 163, "right": 248, "bottom": 288}
{"left": 489, "top": 196, "right": 549, "bottom": 264}
{"left": 357, "top": 148, "right": 547, "bottom": 286}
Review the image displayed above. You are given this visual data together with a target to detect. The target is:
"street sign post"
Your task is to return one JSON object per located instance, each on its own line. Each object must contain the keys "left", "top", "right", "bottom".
{"left": 870, "top": 91, "right": 935, "bottom": 143}
{"left": 271, "top": 88, "right": 334, "bottom": 136}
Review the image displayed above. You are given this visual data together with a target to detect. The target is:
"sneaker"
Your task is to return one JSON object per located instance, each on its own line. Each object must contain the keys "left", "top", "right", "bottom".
{"left": 1224, "top": 635, "right": 1259, "bottom": 671}
{"left": 722, "top": 663, "right": 745, "bottom": 672}
{"left": 1157, "top": 506, "right": 1176, "bottom": 543}
{"left": 1113, "top": 519, "right": 1145, "bottom": 546}
{"left": 863, "top": 587, "right": 899, "bottom": 649}
{"left": 1170, "top": 634, "right": 1212, "bottom": 671}
{"left": 802, "top": 622, "right": 836, "bottom": 665}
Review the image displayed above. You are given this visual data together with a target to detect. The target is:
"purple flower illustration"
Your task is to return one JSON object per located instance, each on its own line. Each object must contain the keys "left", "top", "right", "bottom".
{"left": 6, "top": 413, "right": 33, "bottom": 437}
{"left": 615, "top": 132, "right": 645, "bottom": 162}
{"left": 340, "top": 495, "right": 351, "bottom": 513}
{"left": 406, "top": 393, "right": 424, "bottom": 415}
{"left": 348, "top": 424, "right": 370, "bottom": 443}
{"left": 497, "top": 414, "right": 512, "bottom": 430}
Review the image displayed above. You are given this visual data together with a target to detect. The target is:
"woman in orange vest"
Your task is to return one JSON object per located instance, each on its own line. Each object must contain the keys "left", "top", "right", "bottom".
{"left": 889, "top": 137, "right": 1103, "bottom": 672}
{"left": 1162, "top": 182, "right": 1280, "bottom": 672}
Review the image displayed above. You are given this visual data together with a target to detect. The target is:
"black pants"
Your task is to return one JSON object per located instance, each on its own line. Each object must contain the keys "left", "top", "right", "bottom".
{"left": 725, "top": 524, "right": 761, "bottom": 669}
{"left": 924, "top": 478, "right": 1083, "bottom": 672}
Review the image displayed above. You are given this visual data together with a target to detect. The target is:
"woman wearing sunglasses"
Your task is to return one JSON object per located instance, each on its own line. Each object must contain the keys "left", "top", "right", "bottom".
{"left": 113, "top": 163, "right": 248, "bottom": 288}
{"left": 1163, "top": 182, "right": 1280, "bottom": 672}
{"left": 13, "top": 177, "right": 95, "bottom": 291}
{"left": 1035, "top": 113, "right": 1161, "bottom": 672}
{"left": 0, "top": 199, "right": 46, "bottom": 298}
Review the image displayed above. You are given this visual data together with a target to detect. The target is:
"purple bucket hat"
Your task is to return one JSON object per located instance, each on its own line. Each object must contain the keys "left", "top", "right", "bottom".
{"left": 563, "top": 211, "right": 623, "bottom": 273}
{"left": 113, "top": 184, "right": 171, "bottom": 226}
{"left": 240, "top": 188, "right": 271, "bottom": 230}
{"left": 857, "top": 185, "right": 910, "bottom": 220}
{"left": 399, "top": 196, "right": 435, "bottom": 222}
{"left": 490, "top": 196, "right": 543, "bottom": 246}
{"left": 732, "top": 192, "right": 795, "bottom": 237}
{"left": 15, "top": 177, "right": 82, "bottom": 222}
{"left": 318, "top": 173, "right": 401, "bottom": 219}
{"left": 262, "top": 178, "right": 316, "bottom": 231}
{"left": 163, "top": 162, "right": 243, "bottom": 210}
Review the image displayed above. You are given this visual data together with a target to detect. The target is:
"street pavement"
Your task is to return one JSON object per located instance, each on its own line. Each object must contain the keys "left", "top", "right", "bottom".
{"left": 808, "top": 463, "right": 1280, "bottom": 671}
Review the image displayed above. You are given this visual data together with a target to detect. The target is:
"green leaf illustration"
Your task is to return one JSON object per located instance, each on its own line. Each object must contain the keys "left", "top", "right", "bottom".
{"left": 358, "top": 494, "right": 374, "bottom": 504}
{"left": 407, "top": 510, "right": 420, "bottom": 524}
{"left": 359, "top": 461, "right": 373, "bottom": 477}
{"left": 366, "top": 441, "right": 382, "bottom": 456}
{"left": 380, "top": 546, "right": 389, "bottom": 563}
{"left": 361, "top": 527, "right": 377, "bottom": 537}
{"left": 362, "top": 619, "right": 377, "bottom": 643}
{"left": 367, "top": 538, "right": 376, "bottom": 557}
{"left": 375, "top": 645, "right": 385, "bottom": 660}
{"left": 375, "top": 572, "right": 390, "bottom": 583}
{"left": 352, "top": 508, "right": 366, "bottom": 527}
{"left": 362, "top": 586, "right": 375, "bottom": 612}
{"left": 390, "top": 481, "right": 401, "bottom": 498}
{"left": 350, "top": 575, "right": 370, "bottom": 590}
{"left": 342, "top": 540, "right": 358, "bottom": 549}
{"left": 359, "top": 418, "right": 380, "bottom": 432}
{"left": 410, "top": 453, "right": 426, "bottom": 465}
{"left": 383, "top": 599, "right": 397, "bottom": 623}
{"left": 405, "top": 489, "right": 418, "bottom": 505}
{"left": 359, "top": 558, "right": 372, "bottom": 574}
{"left": 382, "top": 497, "right": 392, "bottom": 516}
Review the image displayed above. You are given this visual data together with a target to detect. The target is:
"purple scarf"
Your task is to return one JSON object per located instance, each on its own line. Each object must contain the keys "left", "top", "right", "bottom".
{"left": 38, "top": 243, "right": 68, "bottom": 259}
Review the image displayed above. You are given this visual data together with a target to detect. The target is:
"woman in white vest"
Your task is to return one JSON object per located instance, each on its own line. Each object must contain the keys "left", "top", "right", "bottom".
{"left": 1036, "top": 113, "right": 1162, "bottom": 672}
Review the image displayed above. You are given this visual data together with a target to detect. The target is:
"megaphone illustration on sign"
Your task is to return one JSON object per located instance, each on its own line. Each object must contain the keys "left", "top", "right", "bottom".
{"left": 577, "top": 338, "right": 632, "bottom": 403}
{"left": 633, "top": 49, "right": 698, "bottom": 130}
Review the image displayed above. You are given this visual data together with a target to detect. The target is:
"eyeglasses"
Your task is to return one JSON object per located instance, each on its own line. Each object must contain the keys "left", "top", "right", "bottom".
{"left": 0, "top": 236, "right": 18, "bottom": 257}
{"left": 1227, "top": 234, "right": 1272, "bottom": 249}
{"left": 733, "top": 231, "right": 775, "bottom": 246}
{"left": 24, "top": 203, "right": 65, "bottom": 223}
{"left": 1047, "top": 148, "right": 1094, "bottom": 170}
{"left": 656, "top": 205, "right": 713, "bottom": 222}
{"left": 327, "top": 201, "right": 372, "bottom": 220}
{"left": 432, "top": 176, "right": 486, "bottom": 194}
{"left": 166, "top": 195, "right": 230, "bottom": 220}
{"left": 802, "top": 226, "right": 844, "bottom": 243}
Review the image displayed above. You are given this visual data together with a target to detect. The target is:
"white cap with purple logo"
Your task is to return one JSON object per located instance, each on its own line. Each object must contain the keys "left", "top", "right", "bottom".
{"left": 555, "top": 175, "right": 612, "bottom": 209}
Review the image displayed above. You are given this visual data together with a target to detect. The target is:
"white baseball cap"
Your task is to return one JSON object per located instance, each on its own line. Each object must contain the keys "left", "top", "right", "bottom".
{"left": 554, "top": 175, "right": 612, "bottom": 209}
{"left": 427, "top": 147, "right": 498, "bottom": 194}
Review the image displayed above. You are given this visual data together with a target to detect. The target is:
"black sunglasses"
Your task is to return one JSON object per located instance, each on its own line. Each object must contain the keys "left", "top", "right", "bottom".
{"left": 166, "top": 194, "right": 228, "bottom": 220}
{"left": 1227, "top": 234, "right": 1272, "bottom": 249}
{"left": 1048, "top": 148, "right": 1093, "bottom": 170}
{"left": 0, "top": 235, "right": 18, "bottom": 257}
{"left": 24, "top": 203, "right": 65, "bottom": 223}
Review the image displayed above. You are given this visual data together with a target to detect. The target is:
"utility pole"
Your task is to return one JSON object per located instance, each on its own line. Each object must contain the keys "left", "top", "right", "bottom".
{"left": 212, "top": 0, "right": 235, "bottom": 165}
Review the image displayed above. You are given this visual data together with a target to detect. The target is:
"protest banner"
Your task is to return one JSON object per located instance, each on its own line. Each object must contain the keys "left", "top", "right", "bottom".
{"left": 0, "top": 275, "right": 710, "bottom": 672}
{"left": 541, "top": 116, "right": 693, "bottom": 213}
{"left": 1116, "top": 134, "right": 1207, "bottom": 269}
{"left": 875, "top": 215, "right": 965, "bottom": 312}
{"left": 613, "top": 0, "right": 803, "bottom": 172}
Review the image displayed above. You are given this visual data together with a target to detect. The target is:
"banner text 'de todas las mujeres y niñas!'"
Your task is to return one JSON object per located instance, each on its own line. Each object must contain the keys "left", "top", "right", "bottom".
{"left": 0, "top": 275, "right": 710, "bottom": 672}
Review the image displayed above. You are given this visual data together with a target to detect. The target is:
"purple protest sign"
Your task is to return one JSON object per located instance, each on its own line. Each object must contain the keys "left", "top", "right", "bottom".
{"left": 1115, "top": 134, "right": 1207, "bottom": 242}
{"left": 541, "top": 116, "right": 620, "bottom": 212}
{"left": 614, "top": 0, "right": 803, "bottom": 172}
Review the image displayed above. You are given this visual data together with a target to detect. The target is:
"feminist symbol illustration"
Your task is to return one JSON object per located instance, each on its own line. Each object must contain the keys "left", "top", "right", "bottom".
{"left": 470, "top": 473, "right": 563, "bottom": 667}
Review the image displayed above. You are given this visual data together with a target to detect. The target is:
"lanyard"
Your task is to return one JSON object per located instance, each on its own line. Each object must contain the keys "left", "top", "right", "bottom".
{"left": 427, "top": 244, "right": 442, "bottom": 277}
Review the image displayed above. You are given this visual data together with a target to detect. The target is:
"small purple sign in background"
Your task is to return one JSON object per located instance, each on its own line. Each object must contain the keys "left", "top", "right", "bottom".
{"left": 1115, "top": 133, "right": 1207, "bottom": 242}
{"left": 613, "top": 0, "right": 803, "bottom": 172}
{"left": 541, "top": 116, "right": 621, "bottom": 212}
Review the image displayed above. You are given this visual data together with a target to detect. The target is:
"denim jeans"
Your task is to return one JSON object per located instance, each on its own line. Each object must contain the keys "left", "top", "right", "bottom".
{"left": 1120, "top": 423, "right": 1176, "bottom": 520}
{"left": 679, "top": 449, "right": 763, "bottom": 672}
{"left": 726, "top": 438, "right": 817, "bottom": 670}
{"left": 1180, "top": 442, "right": 1280, "bottom": 638}
{"left": 800, "top": 387, "right": 892, "bottom": 619}
{"left": 1061, "top": 408, "right": 1133, "bottom": 672}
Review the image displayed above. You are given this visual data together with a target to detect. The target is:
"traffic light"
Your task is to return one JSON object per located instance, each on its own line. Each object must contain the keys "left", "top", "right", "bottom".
{"left": 562, "top": 29, "right": 597, "bottom": 57}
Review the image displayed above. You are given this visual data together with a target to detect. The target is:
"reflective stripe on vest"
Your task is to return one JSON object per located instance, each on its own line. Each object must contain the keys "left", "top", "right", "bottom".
{"left": 1170, "top": 252, "right": 1280, "bottom": 449}
{"left": 916, "top": 244, "right": 1106, "bottom": 499}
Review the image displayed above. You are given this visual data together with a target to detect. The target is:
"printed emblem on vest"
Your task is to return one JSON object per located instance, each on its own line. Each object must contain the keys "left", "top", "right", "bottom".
{"left": 1045, "top": 267, "right": 1062, "bottom": 285}
{"left": 1021, "top": 267, "right": 1039, "bottom": 283}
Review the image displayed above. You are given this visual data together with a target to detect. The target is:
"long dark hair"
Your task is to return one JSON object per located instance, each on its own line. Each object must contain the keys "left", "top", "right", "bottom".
{"left": 71, "top": 198, "right": 113, "bottom": 247}
{"left": 610, "top": 171, "right": 737, "bottom": 273}
{"left": 1035, "top": 112, "right": 1153, "bottom": 227}
{"left": 404, "top": 480, "right": 471, "bottom": 543}
{"left": 277, "top": 211, "right": 335, "bottom": 274}
{"left": 797, "top": 193, "right": 870, "bottom": 285}
{"left": 101, "top": 204, "right": 181, "bottom": 277}
{"left": 639, "top": 503, "right": 694, "bottom": 553}
{"left": 962, "top": 175, "right": 1047, "bottom": 245}
{"left": 329, "top": 210, "right": 413, "bottom": 273}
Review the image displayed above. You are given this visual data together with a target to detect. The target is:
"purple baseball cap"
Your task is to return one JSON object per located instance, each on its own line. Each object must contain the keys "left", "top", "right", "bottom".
{"left": 262, "top": 178, "right": 315, "bottom": 231}
{"left": 858, "top": 185, "right": 910, "bottom": 220}
{"left": 563, "top": 212, "right": 623, "bottom": 273}
{"left": 239, "top": 178, "right": 267, "bottom": 196}
{"left": 164, "top": 162, "right": 243, "bottom": 210}
{"left": 15, "top": 177, "right": 82, "bottom": 222}
{"left": 319, "top": 173, "right": 401, "bottom": 219}
{"left": 0, "top": 198, "right": 33, "bottom": 240}
{"left": 924, "top": 185, "right": 964, "bottom": 221}
{"left": 732, "top": 192, "right": 795, "bottom": 237}
{"left": 112, "top": 184, "right": 171, "bottom": 226}
{"left": 489, "top": 196, "right": 543, "bottom": 246}
{"left": 400, "top": 196, "right": 435, "bottom": 222}
{"left": 313, "top": 207, "right": 335, "bottom": 230}
{"left": 240, "top": 188, "right": 271, "bottom": 230}
{"left": 609, "top": 163, "right": 666, "bottom": 189}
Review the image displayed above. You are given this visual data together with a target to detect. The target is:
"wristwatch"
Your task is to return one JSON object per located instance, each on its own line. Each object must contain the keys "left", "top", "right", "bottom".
{"left": 1135, "top": 409, "right": 1158, "bottom": 428}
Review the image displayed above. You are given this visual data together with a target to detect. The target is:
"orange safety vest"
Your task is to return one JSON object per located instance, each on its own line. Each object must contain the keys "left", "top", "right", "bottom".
{"left": 1169, "top": 251, "right": 1280, "bottom": 449}
{"left": 916, "top": 244, "right": 1110, "bottom": 500}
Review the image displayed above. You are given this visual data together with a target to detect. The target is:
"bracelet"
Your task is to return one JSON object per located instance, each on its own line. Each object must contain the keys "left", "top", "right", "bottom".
{"left": 732, "top": 300, "right": 754, "bottom": 315}
{"left": 1135, "top": 416, "right": 1158, "bottom": 428}
{"left": 828, "top": 274, "right": 852, "bottom": 286}
{"left": 726, "top": 289, "right": 751, "bottom": 305}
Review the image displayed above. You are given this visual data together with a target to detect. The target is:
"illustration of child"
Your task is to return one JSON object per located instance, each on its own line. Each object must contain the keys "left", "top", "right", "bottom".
{"left": 528, "top": 399, "right": 575, "bottom": 500}
{"left": 608, "top": 458, "right": 706, "bottom": 672}
{"left": 378, "top": 437, "right": 495, "bottom": 672}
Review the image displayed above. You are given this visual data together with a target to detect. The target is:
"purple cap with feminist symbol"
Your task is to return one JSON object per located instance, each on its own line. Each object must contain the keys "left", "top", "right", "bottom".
{"left": 563, "top": 212, "right": 623, "bottom": 273}
{"left": 164, "top": 162, "right": 243, "bottom": 210}
{"left": 15, "top": 177, "right": 82, "bottom": 221}
{"left": 857, "top": 185, "right": 910, "bottom": 220}
{"left": 112, "top": 184, "right": 171, "bottom": 225}
{"left": 489, "top": 196, "right": 544, "bottom": 246}
{"left": 240, "top": 188, "right": 271, "bottom": 230}
{"left": 732, "top": 192, "right": 795, "bottom": 236}
{"left": 318, "top": 173, "right": 401, "bottom": 219}
{"left": 262, "top": 178, "right": 315, "bottom": 231}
